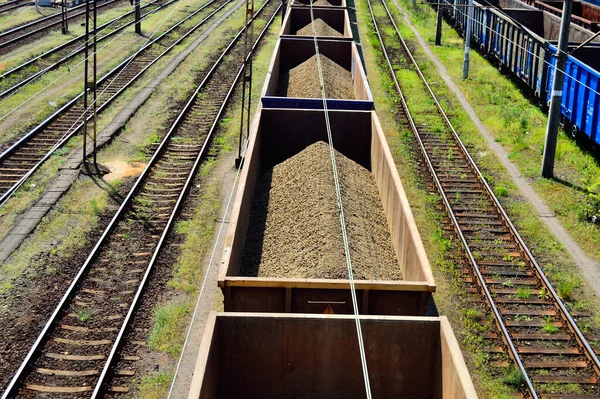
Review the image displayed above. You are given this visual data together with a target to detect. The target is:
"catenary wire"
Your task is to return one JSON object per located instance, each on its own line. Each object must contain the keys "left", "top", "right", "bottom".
{"left": 306, "top": 2, "right": 373, "bottom": 398}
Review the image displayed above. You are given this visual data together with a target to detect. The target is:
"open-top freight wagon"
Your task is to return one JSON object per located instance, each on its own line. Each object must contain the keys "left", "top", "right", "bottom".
{"left": 218, "top": 108, "right": 436, "bottom": 315}
{"left": 187, "top": 313, "right": 478, "bottom": 399}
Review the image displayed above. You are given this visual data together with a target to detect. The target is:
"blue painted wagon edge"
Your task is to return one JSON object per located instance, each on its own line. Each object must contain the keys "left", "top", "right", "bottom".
{"left": 261, "top": 96, "right": 374, "bottom": 110}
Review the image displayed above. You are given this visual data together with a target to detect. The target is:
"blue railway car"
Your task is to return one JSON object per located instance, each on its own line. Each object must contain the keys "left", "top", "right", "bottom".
{"left": 437, "top": 0, "right": 600, "bottom": 145}
{"left": 546, "top": 45, "right": 600, "bottom": 144}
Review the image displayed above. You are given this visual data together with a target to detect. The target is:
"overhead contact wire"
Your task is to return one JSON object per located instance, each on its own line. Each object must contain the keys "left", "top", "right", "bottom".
{"left": 307, "top": 3, "right": 372, "bottom": 398}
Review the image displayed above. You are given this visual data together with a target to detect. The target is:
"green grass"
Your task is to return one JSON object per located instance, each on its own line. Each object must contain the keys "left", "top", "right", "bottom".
{"left": 148, "top": 300, "right": 190, "bottom": 356}
{"left": 516, "top": 287, "right": 531, "bottom": 299}
{"left": 139, "top": 372, "right": 173, "bottom": 399}
{"left": 542, "top": 316, "right": 560, "bottom": 334}
{"left": 0, "top": 178, "right": 109, "bottom": 294}
{"left": 504, "top": 366, "right": 525, "bottom": 389}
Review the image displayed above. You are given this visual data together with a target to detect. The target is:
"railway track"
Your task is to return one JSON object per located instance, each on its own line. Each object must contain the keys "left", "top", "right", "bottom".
{"left": 1, "top": 1, "right": 279, "bottom": 396}
{"left": 0, "top": 0, "right": 175, "bottom": 98}
{"left": 0, "top": 0, "right": 124, "bottom": 56}
{"left": 366, "top": 0, "right": 600, "bottom": 397}
{"left": 0, "top": 0, "right": 32, "bottom": 15}
{"left": 0, "top": 0, "right": 236, "bottom": 206}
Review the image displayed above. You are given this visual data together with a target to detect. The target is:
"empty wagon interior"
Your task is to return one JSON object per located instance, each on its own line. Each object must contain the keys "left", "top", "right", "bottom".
{"left": 190, "top": 313, "right": 478, "bottom": 399}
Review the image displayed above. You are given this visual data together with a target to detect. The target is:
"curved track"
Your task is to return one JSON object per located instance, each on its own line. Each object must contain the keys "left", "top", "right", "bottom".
{"left": 0, "top": 0, "right": 174, "bottom": 99}
{"left": 366, "top": 0, "right": 600, "bottom": 397}
{"left": 0, "top": 0, "right": 234, "bottom": 206}
{"left": 1, "top": 1, "right": 279, "bottom": 397}
{"left": 0, "top": 0, "right": 124, "bottom": 56}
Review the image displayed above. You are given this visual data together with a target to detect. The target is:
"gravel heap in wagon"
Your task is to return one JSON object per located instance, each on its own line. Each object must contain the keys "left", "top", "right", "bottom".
{"left": 277, "top": 54, "right": 354, "bottom": 99}
{"left": 296, "top": 18, "right": 343, "bottom": 37}
{"left": 241, "top": 141, "right": 402, "bottom": 280}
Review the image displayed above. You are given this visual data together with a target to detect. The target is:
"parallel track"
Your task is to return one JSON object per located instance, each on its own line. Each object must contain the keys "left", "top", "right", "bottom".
{"left": 1, "top": 1, "right": 279, "bottom": 396}
{"left": 0, "top": 0, "right": 174, "bottom": 98}
{"left": 0, "top": 0, "right": 123, "bottom": 56}
{"left": 366, "top": 0, "right": 600, "bottom": 397}
{"left": 0, "top": 0, "right": 32, "bottom": 15}
{"left": 0, "top": 0, "right": 235, "bottom": 205}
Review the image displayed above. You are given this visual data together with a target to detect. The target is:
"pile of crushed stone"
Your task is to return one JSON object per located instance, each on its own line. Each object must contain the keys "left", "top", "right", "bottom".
{"left": 296, "top": 18, "right": 343, "bottom": 37}
{"left": 277, "top": 54, "right": 354, "bottom": 99}
{"left": 241, "top": 141, "right": 402, "bottom": 280}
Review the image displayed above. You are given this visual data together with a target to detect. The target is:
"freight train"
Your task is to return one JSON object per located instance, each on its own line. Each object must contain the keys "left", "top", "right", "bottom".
{"left": 437, "top": 0, "right": 600, "bottom": 146}
{"left": 185, "top": 2, "right": 479, "bottom": 398}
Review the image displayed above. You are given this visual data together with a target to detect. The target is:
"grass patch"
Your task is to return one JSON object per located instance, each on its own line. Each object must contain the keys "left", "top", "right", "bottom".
{"left": 148, "top": 300, "right": 190, "bottom": 356}
{"left": 139, "top": 371, "right": 173, "bottom": 399}
{"left": 0, "top": 177, "right": 110, "bottom": 294}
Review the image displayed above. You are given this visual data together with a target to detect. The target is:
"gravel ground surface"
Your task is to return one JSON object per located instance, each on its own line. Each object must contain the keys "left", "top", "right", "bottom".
{"left": 241, "top": 141, "right": 402, "bottom": 280}
{"left": 277, "top": 54, "right": 355, "bottom": 99}
{"left": 296, "top": 18, "right": 343, "bottom": 37}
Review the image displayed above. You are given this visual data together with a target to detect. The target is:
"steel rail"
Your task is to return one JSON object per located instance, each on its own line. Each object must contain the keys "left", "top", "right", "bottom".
{"left": 0, "top": 0, "right": 32, "bottom": 15}
{"left": 93, "top": 4, "right": 278, "bottom": 395}
{"left": 366, "top": 1, "right": 535, "bottom": 394}
{"left": 0, "top": 0, "right": 174, "bottom": 99}
{"left": 0, "top": 0, "right": 95, "bottom": 37}
{"left": 367, "top": 0, "right": 600, "bottom": 396}
{"left": 0, "top": 0, "right": 122, "bottom": 52}
{"left": 0, "top": 1, "right": 277, "bottom": 396}
{"left": 0, "top": 0, "right": 232, "bottom": 207}
{"left": 377, "top": 0, "right": 600, "bottom": 380}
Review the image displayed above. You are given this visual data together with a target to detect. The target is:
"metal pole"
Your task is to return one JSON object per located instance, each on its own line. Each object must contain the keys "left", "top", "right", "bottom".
{"left": 135, "top": 0, "right": 141, "bottom": 34}
{"left": 92, "top": 0, "right": 98, "bottom": 170}
{"left": 462, "top": 0, "right": 473, "bottom": 78}
{"left": 541, "top": 0, "right": 572, "bottom": 178}
{"left": 435, "top": 4, "right": 443, "bottom": 45}
{"left": 236, "top": 0, "right": 254, "bottom": 167}
{"left": 82, "top": 0, "right": 90, "bottom": 169}
{"left": 83, "top": 0, "right": 100, "bottom": 174}
{"left": 61, "top": 0, "right": 69, "bottom": 34}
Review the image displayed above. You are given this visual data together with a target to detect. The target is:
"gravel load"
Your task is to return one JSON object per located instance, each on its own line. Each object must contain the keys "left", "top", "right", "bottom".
{"left": 277, "top": 54, "right": 355, "bottom": 99}
{"left": 241, "top": 141, "right": 402, "bottom": 280}
{"left": 313, "top": 0, "right": 333, "bottom": 5}
{"left": 296, "top": 18, "right": 343, "bottom": 37}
